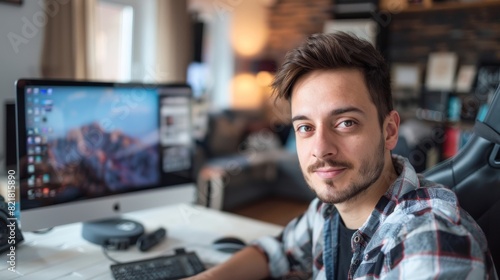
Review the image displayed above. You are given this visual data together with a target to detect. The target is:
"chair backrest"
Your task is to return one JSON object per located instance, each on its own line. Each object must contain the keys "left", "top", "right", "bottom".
{"left": 423, "top": 86, "right": 500, "bottom": 273}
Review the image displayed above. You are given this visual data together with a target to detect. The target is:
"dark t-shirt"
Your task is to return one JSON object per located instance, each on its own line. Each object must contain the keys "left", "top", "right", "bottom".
{"left": 336, "top": 220, "right": 356, "bottom": 280}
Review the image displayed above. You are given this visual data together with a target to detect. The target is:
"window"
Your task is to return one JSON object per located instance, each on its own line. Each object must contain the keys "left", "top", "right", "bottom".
{"left": 95, "top": 1, "right": 133, "bottom": 81}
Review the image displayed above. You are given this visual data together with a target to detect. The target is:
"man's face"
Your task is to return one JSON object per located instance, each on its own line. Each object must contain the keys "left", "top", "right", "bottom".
{"left": 291, "top": 69, "right": 388, "bottom": 205}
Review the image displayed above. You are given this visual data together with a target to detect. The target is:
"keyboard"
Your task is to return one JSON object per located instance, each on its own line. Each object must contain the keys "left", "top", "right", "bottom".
{"left": 110, "top": 250, "right": 205, "bottom": 280}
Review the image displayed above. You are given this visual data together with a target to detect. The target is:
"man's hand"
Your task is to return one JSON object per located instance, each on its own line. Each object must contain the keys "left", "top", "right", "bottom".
{"left": 183, "top": 246, "right": 270, "bottom": 280}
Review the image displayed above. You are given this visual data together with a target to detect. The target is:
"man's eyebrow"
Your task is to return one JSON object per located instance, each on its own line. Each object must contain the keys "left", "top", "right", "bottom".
{"left": 291, "top": 115, "right": 309, "bottom": 123}
{"left": 331, "top": 106, "right": 365, "bottom": 116}
{"left": 291, "top": 106, "right": 365, "bottom": 123}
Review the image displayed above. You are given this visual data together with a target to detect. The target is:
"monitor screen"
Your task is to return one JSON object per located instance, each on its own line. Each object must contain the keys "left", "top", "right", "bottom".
{"left": 16, "top": 79, "right": 196, "bottom": 232}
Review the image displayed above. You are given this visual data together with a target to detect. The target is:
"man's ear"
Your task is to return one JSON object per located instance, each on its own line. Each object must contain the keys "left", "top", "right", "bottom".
{"left": 384, "top": 110, "right": 400, "bottom": 150}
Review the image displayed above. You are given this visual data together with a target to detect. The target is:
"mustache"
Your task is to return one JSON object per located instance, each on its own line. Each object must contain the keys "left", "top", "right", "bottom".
{"left": 307, "top": 159, "right": 353, "bottom": 173}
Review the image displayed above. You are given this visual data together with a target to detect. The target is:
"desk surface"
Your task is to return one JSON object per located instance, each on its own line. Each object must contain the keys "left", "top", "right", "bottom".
{"left": 0, "top": 203, "right": 283, "bottom": 279}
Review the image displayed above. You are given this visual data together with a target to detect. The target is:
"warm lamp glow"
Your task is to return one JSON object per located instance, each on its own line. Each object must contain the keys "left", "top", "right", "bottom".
{"left": 256, "top": 71, "right": 274, "bottom": 98}
{"left": 256, "top": 71, "right": 273, "bottom": 86}
{"left": 231, "top": 73, "right": 263, "bottom": 109}
{"left": 230, "top": 1, "right": 268, "bottom": 57}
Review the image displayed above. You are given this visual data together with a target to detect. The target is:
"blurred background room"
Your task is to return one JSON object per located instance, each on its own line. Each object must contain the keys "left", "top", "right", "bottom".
{"left": 1, "top": 0, "right": 500, "bottom": 225}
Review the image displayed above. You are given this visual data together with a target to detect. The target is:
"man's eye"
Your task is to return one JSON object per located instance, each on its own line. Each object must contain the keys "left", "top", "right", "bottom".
{"left": 296, "top": 125, "right": 312, "bottom": 133}
{"left": 338, "top": 120, "right": 355, "bottom": 128}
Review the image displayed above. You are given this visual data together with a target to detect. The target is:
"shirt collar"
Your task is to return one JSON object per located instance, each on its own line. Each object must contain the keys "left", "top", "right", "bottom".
{"left": 385, "top": 155, "right": 420, "bottom": 201}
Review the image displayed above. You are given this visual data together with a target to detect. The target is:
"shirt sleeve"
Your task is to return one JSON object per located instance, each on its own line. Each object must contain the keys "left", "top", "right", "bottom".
{"left": 251, "top": 198, "right": 322, "bottom": 278}
{"left": 380, "top": 210, "right": 496, "bottom": 280}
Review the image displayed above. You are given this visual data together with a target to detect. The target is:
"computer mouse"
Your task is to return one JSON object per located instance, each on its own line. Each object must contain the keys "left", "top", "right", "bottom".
{"left": 212, "top": 236, "right": 247, "bottom": 253}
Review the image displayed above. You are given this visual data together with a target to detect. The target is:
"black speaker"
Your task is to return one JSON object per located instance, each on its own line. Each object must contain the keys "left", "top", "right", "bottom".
{"left": 0, "top": 194, "right": 24, "bottom": 253}
{"left": 4, "top": 101, "right": 17, "bottom": 171}
{"left": 192, "top": 20, "right": 204, "bottom": 63}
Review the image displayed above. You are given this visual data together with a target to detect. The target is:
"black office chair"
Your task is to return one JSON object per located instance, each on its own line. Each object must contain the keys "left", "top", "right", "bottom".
{"left": 423, "top": 86, "right": 500, "bottom": 273}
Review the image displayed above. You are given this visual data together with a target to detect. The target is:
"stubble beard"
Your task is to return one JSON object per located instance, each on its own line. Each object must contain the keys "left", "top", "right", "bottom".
{"left": 305, "top": 136, "right": 386, "bottom": 204}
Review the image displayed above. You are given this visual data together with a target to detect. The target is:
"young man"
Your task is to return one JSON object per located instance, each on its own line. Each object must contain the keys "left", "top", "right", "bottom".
{"left": 187, "top": 32, "right": 497, "bottom": 279}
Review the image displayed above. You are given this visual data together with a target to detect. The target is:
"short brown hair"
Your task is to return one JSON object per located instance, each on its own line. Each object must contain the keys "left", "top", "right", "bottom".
{"left": 272, "top": 32, "right": 393, "bottom": 126}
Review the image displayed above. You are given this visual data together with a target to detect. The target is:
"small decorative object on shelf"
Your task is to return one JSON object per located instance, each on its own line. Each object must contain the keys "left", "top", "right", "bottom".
{"left": 448, "top": 96, "right": 462, "bottom": 122}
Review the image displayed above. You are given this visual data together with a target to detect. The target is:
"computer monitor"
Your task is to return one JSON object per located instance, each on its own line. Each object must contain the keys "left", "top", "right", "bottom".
{"left": 15, "top": 79, "right": 196, "bottom": 234}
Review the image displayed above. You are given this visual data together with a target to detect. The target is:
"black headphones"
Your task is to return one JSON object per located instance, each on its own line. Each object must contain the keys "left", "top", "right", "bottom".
{"left": 0, "top": 194, "right": 24, "bottom": 253}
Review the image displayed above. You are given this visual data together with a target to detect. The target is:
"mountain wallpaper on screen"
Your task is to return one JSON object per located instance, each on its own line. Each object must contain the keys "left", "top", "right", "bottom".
{"left": 48, "top": 122, "right": 159, "bottom": 196}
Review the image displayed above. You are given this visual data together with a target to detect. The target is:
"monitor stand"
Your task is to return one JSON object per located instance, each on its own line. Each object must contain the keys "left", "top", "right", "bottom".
{"left": 81, "top": 218, "right": 145, "bottom": 250}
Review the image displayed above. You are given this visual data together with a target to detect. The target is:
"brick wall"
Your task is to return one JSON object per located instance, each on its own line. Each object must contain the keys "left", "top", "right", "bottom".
{"left": 265, "top": 0, "right": 333, "bottom": 63}
{"left": 387, "top": 4, "right": 500, "bottom": 65}
{"left": 264, "top": 1, "right": 500, "bottom": 66}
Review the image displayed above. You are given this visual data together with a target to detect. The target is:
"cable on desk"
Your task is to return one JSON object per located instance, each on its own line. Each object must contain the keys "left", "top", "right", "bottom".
{"left": 102, "top": 246, "right": 123, "bottom": 264}
{"left": 31, "top": 227, "right": 54, "bottom": 234}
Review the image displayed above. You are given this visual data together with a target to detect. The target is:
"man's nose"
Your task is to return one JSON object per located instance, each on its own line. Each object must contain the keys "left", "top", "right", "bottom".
{"left": 311, "top": 127, "right": 337, "bottom": 160}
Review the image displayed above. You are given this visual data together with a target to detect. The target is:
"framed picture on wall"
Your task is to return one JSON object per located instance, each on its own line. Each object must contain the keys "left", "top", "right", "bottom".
{"left": 425, "top": 52, "right": 458, "bottom": 91}
{"left": 455, "top": 65, "right": 477, "bottom": 93}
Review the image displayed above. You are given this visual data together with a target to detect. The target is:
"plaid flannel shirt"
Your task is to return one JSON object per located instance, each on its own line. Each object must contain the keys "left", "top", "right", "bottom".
{"left": 253, "top": 156, "right": 498, "bottom": 279}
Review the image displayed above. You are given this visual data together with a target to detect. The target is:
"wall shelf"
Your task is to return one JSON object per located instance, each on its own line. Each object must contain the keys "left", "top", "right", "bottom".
{"left": 380, "top": 0, "right": 500, "bottom": 13}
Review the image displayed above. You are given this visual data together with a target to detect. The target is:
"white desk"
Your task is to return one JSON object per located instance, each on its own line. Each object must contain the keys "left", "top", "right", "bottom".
{"left": 0, "top": 204, "right": 283, "bottom": 279}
